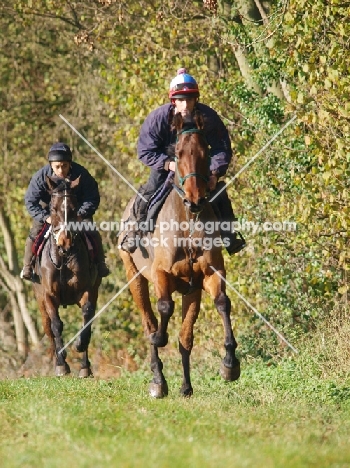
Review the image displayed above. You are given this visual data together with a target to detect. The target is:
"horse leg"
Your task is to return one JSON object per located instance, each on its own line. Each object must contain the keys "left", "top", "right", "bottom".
{"left": 44, "top": 295, "right": 71, "bottom": 376}
{"left": 119, "top": 251, "right": 166, "bottom": 397}
{"left": 179, "top": 289, "right": 201, "bottom": 397}
{"left": 34, "top": 289, "right": 56, "bottom": 360}
{"left": 79, "top": 349, "right": 93, "bottom": 378}
{"left": 119, "top": 251, "right": 158, "bottom": 336}
{"left": 149, "top": 344, "right": 168, "bottom": 398}
{"left": 151, "top": 270, "right": 175, "bottom": 348}
{"left": 203, "top": 273, "right": 240, "bottom": 381}
{"left": 76, "top": 292, "right": 95, "bottom": 378}
{"left": 130, "top": 276, "right": 168, "bottom": 397}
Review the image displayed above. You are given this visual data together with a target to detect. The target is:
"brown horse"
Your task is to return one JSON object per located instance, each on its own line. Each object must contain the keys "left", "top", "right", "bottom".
{"left": 119, "top": 112, "right": 240, "bottom": 397}
{"left": 32, "top": 176, "right": 101, "bottom": 377}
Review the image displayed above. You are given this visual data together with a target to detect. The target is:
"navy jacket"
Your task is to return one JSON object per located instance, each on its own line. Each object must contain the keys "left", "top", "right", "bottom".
{"left": 25, "top": 162, "right": 100, "bottom": 223}
{"left": 137, "top": 103, "right": 233, "bottom": 176}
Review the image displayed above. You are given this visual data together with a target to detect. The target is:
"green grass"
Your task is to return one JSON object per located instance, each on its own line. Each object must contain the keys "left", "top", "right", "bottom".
{"left": 1, "top": 354, "right": 350, "bottom": 468}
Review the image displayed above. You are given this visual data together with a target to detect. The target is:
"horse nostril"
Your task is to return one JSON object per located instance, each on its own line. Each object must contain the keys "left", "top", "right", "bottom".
{"left": 190, "top": 203, "right": 203, "bottom": 214}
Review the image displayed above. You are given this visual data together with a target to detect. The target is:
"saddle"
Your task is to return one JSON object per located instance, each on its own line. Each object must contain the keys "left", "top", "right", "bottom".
{"left": 144, "top": 171, "right": 174, "bottom": 233}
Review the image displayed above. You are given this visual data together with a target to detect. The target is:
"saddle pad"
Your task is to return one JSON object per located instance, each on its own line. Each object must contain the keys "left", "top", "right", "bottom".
{"left": 145, "top": 171, "right": 174, "bottom": 232}
{"left": 32, "top": 223, "right": 50, "bottom": 256}
{"left": 32, "top": 224, "right": 97, "bottom": 260}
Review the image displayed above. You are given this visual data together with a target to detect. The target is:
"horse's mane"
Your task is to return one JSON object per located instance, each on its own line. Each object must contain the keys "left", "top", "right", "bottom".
{"left": 167, "top": 143, "right": 176, "bottom": 159}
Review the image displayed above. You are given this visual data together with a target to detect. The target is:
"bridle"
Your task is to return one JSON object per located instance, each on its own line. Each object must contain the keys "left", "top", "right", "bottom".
{"left": 173, "top": 128, "right": 210, "bottom": 199}
{"left": 50, "top": 187, "right": 78, "bottom": 250}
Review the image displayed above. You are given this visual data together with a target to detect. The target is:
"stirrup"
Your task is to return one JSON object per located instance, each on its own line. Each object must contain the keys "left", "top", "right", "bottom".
{"left": 224, "top": 231, "right": 246, "bottom": 255}
{"left": 118, "top": 231, "right": 139, "bottom": 253}
{"left": 20, "top": 267, "right": 33, "bottom": 281}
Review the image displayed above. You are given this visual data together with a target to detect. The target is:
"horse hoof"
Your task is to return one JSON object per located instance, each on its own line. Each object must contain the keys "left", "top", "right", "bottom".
{"left": 180, "top": 386, "right": 193, "bottom": 398}
{"left": 149, "top": 381, "right": 168, "bottom": 399}
{"left": 79, "top": 367, "right": 93, "bottom": 378}
{"left": 150, "top": 332, "right": 169, "bottom": 348}
{"left": 56, "top": 363, "right": 71, "bottom": 376}
{"left": 220, "top": 361, "right": 240, "bottom": 381}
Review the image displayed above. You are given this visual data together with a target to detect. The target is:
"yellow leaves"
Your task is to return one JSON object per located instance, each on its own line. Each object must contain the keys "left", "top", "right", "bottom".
{"left": 338, "top": 251, "right": 347, "bottom": 267}
{"left": 338, "top": 107, "right": 350, "bottom": 119}
{"left": 284, "top": 11, "right": 294, "bottom": 23}
{"left": 266, "top": 38, "right": 275, "bottom": 49}
{"left": 322, "top": 171, "right": 331, "bottom": 181}
{"left": 324, "top": 78, "right": 332, "bottom": 89}
{"left": 297, "top": 92, "right": 304, "bottom": 104}
{"left": 304, "top": 135, "right": 312, "bottom": 146}
{"left": 327, "top": 68, "right": 339, "bottom": 82}
{"left": 338, "top": 23, "right": 346, "bottom": 37}
{"left": 317, "top": 109, "right": 330, "bottom": 126}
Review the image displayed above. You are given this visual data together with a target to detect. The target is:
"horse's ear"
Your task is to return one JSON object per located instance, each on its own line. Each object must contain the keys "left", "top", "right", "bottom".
{"left": 70, "top": 175, "right": 81, "bottom": 189}
{"left": 194, "top": 110, "right": 204, "bottom": 130}
{"left": 46, "top": 176, "right": 59, "bottom": 191}
{"left": 172, "top": 112, "right": 184, "bottom": 132}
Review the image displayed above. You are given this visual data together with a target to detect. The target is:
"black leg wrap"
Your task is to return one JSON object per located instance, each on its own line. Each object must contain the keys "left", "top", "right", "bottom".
{"left": 75, "top": 303, "right": 94, "bottom": 353}
{"left": 149, "top": 299, "right": 175, "bottom": 347}
{"left": 214, "top": 292, "right": 231, "bottom": 313}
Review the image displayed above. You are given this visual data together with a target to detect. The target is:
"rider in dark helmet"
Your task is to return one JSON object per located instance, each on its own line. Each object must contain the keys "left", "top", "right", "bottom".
{"left": 119, "top": 68, "right": 246, "bottom": 255}
{"left": 21, "top": 142, "right": 110, "bottom": 280}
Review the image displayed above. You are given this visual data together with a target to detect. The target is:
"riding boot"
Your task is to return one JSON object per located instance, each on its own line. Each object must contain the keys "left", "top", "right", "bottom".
{"left": 20, "top": 237, "right": 34, "bottom": 281}
{"left": 210, "top": 182, "right": 246, "bottom": 255}
{"left": 119, "top": 192, "right": 149, "bottom": 253}
{"left": 89, "top": 230, "right": 110, "bottom": 277}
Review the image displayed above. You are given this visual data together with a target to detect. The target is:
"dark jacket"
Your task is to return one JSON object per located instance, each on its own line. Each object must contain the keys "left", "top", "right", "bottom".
{"left": 25, "top": 162, "right": 100, "bottom": 223}
{"left": 137, "top": 103, "right": 233, "bottom": 176}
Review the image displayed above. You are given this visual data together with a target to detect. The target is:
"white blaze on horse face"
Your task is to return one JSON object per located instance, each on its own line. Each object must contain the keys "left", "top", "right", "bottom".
{"left": 53, "top": 224, "right": 66, "bottom": 245}
{"left": 52, "top": 190, "right": 70, "bottom": 248}
{"left": 64, "top": 189, "right": 68, "bottom": 227}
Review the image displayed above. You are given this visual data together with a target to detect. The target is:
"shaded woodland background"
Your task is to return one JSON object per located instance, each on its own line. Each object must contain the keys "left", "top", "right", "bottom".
{"left": 0, "top": 0, "right": 349, "bottom": 374}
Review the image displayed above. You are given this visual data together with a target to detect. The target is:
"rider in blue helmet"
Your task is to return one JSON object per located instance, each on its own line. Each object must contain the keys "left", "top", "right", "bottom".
{"left": 21, "top": 142, "right": 110, "bottom": 280}
{"left": 119, "top": 68, "right": 246, "bottom": 255}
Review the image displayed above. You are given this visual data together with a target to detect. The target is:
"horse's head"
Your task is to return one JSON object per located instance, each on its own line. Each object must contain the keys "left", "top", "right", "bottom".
{"left": 46, "top": 175, "right": 80, "bottom": 254}
{"left": 173, "top": 112, "right": 209, "bottom": 213}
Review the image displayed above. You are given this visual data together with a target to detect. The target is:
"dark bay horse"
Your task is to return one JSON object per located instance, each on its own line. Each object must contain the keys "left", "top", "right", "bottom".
{"left": 119, "top": 112, "right": 240, "bottom": 397}
{"left": 32, "top": 176, "right": 101, "bottom": 377}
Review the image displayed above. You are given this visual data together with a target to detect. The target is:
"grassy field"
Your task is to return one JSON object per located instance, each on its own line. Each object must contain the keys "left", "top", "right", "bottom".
{"left": 1, "top": 349, "right": 350, "bottom": 468}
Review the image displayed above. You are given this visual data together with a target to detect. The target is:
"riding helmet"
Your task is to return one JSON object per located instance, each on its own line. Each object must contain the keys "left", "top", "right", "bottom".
{"left": 48, "top": 142, "right": 72, "bottom": 162}
{"left": 169, "top": 68, "right": 200, "bottom": 99}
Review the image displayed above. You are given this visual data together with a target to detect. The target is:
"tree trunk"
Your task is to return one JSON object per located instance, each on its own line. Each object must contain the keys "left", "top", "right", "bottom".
{"left": 227, "top": 0, "right": 286, "bottom": 100}
{"left": 0, "top": 207, "right": 40, "bottom": 354}
{"left": 0, "top": 301, "right": 17, "bottom": 350}
{"left": 233, "top": 44, "right": 263, "bottom": 96}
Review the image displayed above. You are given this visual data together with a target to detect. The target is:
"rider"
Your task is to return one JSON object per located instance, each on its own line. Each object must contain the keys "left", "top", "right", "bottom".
{"left": 21, "top": 142, "right": 110, "bottom": 280}
{"left": 119, "top": 68, "right": 246, "bottom": 255}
